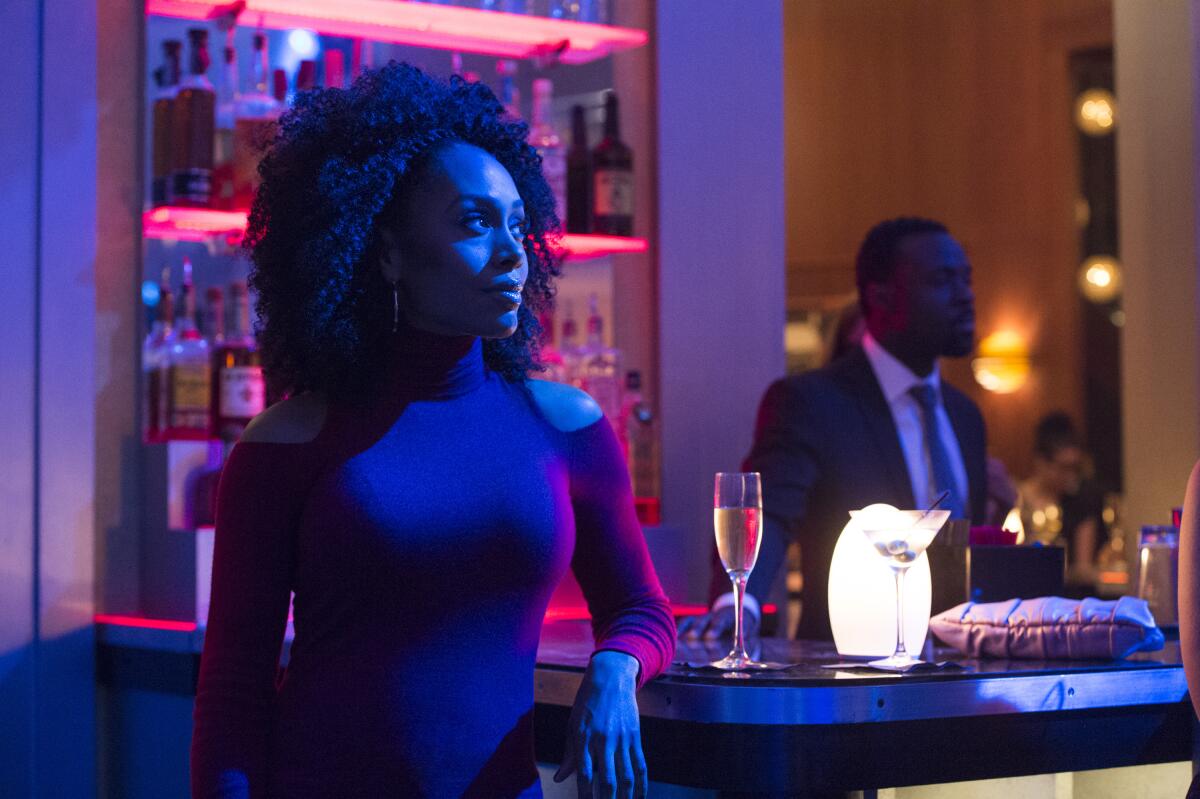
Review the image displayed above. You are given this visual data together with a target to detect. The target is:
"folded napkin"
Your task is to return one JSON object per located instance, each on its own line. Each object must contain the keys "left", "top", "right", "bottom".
{"left": 930, "top": 596, "right": 1165, "bottom": 659}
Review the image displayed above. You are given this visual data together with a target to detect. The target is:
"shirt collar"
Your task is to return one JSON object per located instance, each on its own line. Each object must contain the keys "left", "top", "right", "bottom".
{"left": 861, "top": 330, "right": 941, "bottom": 405}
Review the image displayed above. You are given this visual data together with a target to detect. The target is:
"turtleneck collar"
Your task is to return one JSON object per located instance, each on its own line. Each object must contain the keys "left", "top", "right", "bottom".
{"left": 379, "top": 323, "right": 487, "bottom": 400}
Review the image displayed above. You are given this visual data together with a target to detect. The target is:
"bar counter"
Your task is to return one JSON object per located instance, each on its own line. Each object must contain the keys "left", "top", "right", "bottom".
{"left": 532, "top": 621, "right": 1191, "bottom": 794}
{"left": 96, "top": 618, "right": 1193, "bottom": 795}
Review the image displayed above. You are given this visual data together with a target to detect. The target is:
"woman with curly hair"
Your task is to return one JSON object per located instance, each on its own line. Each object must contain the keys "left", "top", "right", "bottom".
{"left": 190, "top": 62, "right": 674, "bottom": 798}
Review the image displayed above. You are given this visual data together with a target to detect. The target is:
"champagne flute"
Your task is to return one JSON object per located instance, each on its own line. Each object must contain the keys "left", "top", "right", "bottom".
{"left": 710, "top": 472, "right": 771, "bottom": 671}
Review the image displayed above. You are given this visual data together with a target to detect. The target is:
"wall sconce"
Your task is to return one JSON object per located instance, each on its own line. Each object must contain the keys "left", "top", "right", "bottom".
{"left": 1077, "top": 255, "right": 1123, "bottom": 303}
{"left": 1075, "top": 88, "right": 1117, "bottom": 136}
{"left": 828, "top": 517, "right": 932, "bottom": 657}
{"left": 972, "top": 330, "right": 1030, "bottom": 394}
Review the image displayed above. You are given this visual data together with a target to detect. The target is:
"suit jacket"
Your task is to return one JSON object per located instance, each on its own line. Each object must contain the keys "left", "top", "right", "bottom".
{"left": 718, "top": 346, "right": 987, "bottom": 640}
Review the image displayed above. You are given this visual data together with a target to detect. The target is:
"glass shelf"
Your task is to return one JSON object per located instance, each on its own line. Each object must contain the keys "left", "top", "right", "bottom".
{"left": 146, "top": 0, "right": 647, "bottom": 65}
{"left": 142, "top": 206, "right": 648, "bottom": 260}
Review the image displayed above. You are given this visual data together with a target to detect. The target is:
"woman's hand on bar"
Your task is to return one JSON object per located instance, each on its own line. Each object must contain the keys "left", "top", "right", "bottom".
{"left": 554, "top": 650, "right": 647, "bottom": 799}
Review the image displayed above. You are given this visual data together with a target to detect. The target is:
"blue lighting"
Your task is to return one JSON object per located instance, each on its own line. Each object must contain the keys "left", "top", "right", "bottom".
{"left": 142, "top": 280, "right": 161, "bottom": 308}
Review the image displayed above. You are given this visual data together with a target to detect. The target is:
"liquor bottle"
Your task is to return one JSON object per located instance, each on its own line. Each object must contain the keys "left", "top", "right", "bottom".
{"left": 170, "top": 28, "right": 216, "bottom": 208}
{"left": 296, "top": 59, "right": 317, "bottom": 94}
{"left": 324, "top": 49, "right": 345, "bottom": 89}
{"left": 566, "top": 104, "right": 592, "bottom": 233}
{"left": 579, "top": 293, "right": 622, "bottom": 422}
{"left": 592, "top": 91, "right": 633, "bottom": 236}
{"left": 203, "top": 286, "right": 225, "bottom": 347}
{"left": 233, "top": 32, "right": 283, "bottom": 209}
{"left": 273, "top": 69, "right": 288, "bottom": 104}
{"left": 152, "top": 40, "right": 182, "bottom": 207}
{"left": 537, "top": 310, "right": 567, "bottom": 384}
{"left": 622, "top": 371, "right": 660, "bottom": 506}
{"left": 211, "top": 281, "right": 265, "bottom": 440}
{"left": 559, "top": 300, "right": 582, "bottom": 387}
{"left": 164, "top": 258, "right": 212, "bottom": 439}
{"left": 497, "top": 59, "right": 520, "bottom": 119}
{"left": 211, "top": 30, "right": 239, "bottom": 209}
{"left": 529, "top": 79, "right": 565, "bottom": 226}
{"left": 143, "top": 279, "right": 175, "bottom": 443}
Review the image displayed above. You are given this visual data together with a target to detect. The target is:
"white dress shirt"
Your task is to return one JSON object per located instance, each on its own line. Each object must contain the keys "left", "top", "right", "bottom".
{"left": 861, "top": 331, "right": 969, "bottom": 512}
{"left": 714, "top": 335, "right": 971, "bottom": 623}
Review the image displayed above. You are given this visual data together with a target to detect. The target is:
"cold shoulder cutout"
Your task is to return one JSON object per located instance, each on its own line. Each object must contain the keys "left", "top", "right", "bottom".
{"left": 524, "top": 379, "right": 604, "bottom": 433}
{"left": 239, "top": 392, "right": 328, "bottom": 444}
{"left": 193, "top": 334, "right": 674, "bottom": 798}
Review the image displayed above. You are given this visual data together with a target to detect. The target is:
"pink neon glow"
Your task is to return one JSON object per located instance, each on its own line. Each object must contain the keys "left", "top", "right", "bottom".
{"left": 143, "top": 207, "right": 647, "bottom": 261}
{"left": 546, "top": 604, "right": 775, "bottom": 622}
{"left": 146, "top": 0, "right": 646, "bottom": 65}
{"left": 96, "top": 604, "right": 749, "bottom": 632}
{"left": 143, "top": 206, "right": 248, "bottom": 243}
{"left": 560, "top": 233, "right": 648, "bottom": 260}
{"left": 94, "top": 613, "right": 198, "bottom": 632}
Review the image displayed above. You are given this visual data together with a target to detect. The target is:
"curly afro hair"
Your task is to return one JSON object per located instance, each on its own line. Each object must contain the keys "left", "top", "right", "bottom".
{"left": 245, "top": 61, "right": 562, "bottom": 399}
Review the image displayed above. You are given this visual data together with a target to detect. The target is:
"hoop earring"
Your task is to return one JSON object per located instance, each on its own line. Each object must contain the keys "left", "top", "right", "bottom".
{"left": 391, "top": 280, "right": 400, "bottom": 334}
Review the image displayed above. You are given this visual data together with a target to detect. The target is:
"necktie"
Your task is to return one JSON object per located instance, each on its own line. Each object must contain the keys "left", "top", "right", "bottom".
{"left": 909, "top": 383, "right": 968, "bottom": 520}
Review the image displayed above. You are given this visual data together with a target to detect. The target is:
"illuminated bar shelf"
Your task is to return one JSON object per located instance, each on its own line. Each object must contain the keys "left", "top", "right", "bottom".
{"left": 143, "top": 206, "right": 648, "bottom": 261}
{"left": 146, "top": 0, "right": 647, "bottom": 64}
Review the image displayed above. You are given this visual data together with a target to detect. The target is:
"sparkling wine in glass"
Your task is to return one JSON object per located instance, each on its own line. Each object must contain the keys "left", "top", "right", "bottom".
{"left": 850, "top": 505, "right": 951, "bottom": 670}
{"left": 710, "top": 472, "right": 771, "bottom": 671}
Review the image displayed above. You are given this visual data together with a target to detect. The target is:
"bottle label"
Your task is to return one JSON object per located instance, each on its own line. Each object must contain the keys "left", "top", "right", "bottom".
{"left": 170, "top": 168, "right": 212, "bottom": 205}
{"left": 169, "top": 362, "right": 211, "bottom": 431}
{"left": 594, "top": 169, "right": 634, "bottom": 217}
{"left": 220, "top": 366, "right": 266, "bottom": 419}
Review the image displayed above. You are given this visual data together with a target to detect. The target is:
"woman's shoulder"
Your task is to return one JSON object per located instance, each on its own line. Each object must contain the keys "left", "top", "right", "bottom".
{"left": 239, "top": 391, "right": 329, "bottom": 444}
{"left": 522, "top": 379, "right": 604, "bottom": 433}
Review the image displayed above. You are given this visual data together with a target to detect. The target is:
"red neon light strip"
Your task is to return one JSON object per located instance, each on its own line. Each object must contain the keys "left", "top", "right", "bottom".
{"left": 546, "top": 604, "right": 777, "bottom": 622}
{"left": 143, "top": 207, "right": 647, "bottom": 260}
{"left": 94, "top": 613, "right": 198, "bottom": 633}
{"left": 96, "top": 603, "right": 774, "bottom": 632}
{"left": 146, "top": 0, "right": 646, "bottom": 65}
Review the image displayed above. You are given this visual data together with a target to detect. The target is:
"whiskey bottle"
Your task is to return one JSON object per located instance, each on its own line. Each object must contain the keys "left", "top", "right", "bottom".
{"left": 529, "top": 79, "right": 565, "bottom": 226}
{"left": 233, "top": 32, "right": 282, "bottom": 209}
{"left": 578, "top": 293, "right": 622, "bottom": 422}
{"left": 212, "top": 30, "right": 239, "bottom": 210}
{"left": 591, "top": 91, "right": 633, "bottom": 236}
{"left": 164, "top": 258, "right": 212, "bottom": 439}
{"left": 142, "top": 280, "right": 175, "bottom": 443}
{"left": 152, "top": 40, "right": 182, "bottom": 207}
{"left": 170, "top": 28, "right": 216, "bottom": 207}
{"left": 212, "top": 281, "right": 265, "bottom": 441}
{"left": 566, "top": 104, "right": 592, "bottom": 233}
{"left": 203, "top": 286, "right": 225, "bottom": 347}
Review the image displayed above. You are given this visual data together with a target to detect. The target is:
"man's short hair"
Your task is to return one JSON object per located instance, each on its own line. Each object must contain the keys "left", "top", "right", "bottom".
{"left": 855, "top": 217, "right": 949, "bottom": 315}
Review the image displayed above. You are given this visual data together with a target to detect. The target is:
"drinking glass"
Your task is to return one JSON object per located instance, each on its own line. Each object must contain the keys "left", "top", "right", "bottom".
{"left": 710, "top": 472, "right": 770, "bottom": 671}
{"left": 851, "top": 507, "right": 951, "bottom": 670}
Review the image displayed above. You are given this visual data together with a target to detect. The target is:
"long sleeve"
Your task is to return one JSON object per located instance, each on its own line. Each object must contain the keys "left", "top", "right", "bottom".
{"left": 190, "top": 442, "right": 319, "bottom": 798}
{"left": 741, "top": 377, "right": 823, "bottom": 605}
{"left": 567, "top": 419, "right": 675, "bottom": 688}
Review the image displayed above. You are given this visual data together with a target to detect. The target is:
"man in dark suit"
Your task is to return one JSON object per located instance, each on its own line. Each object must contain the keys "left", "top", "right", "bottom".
{"left": 680, "top": 217, "right": 987, "bottom": 641}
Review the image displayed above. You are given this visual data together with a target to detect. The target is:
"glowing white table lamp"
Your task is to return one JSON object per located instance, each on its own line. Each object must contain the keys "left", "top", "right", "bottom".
{"left": 828, "top": 504, "right": 939, "bottom": 658}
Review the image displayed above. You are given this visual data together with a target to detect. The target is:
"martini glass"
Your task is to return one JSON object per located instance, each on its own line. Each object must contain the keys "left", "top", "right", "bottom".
{"left": 709, "top": 472, "right": 771, "bottom": 671}
{"left": 850, "top": 506, "right": 952, "bottom": 670}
